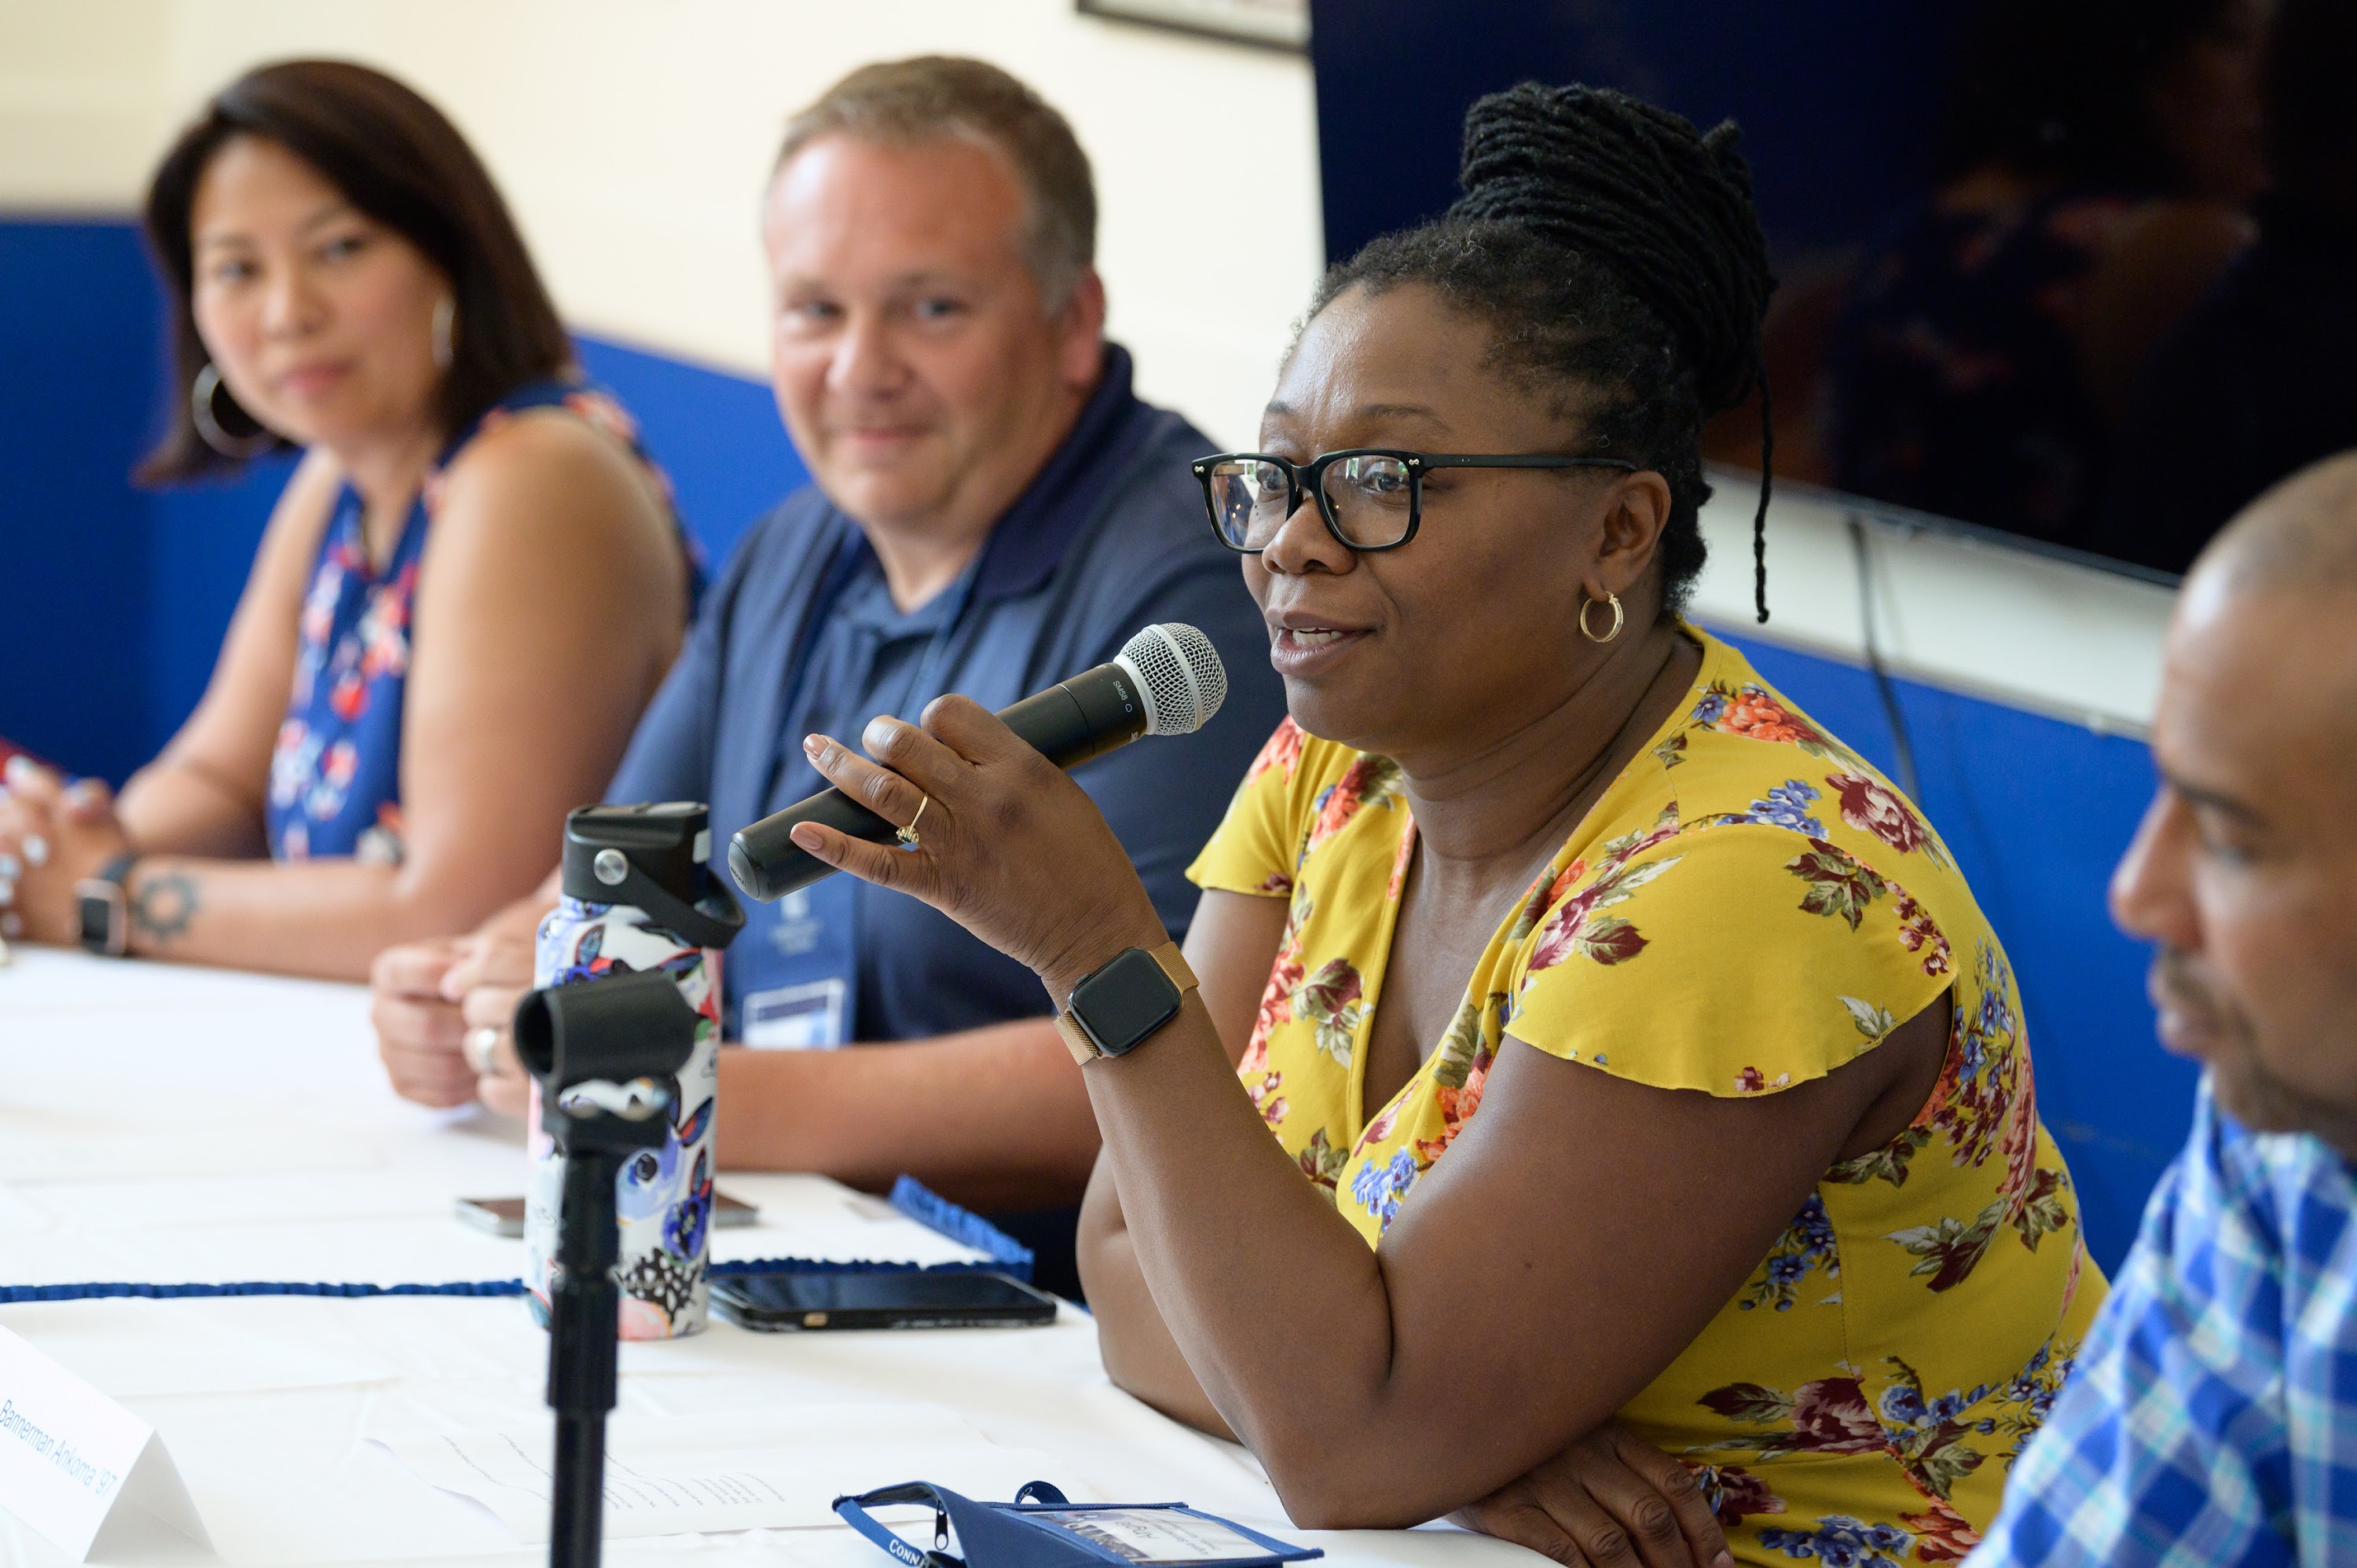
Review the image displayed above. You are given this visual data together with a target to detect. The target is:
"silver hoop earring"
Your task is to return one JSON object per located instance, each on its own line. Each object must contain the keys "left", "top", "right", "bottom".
{"left": 431, "top": 295, "right": 456, "bottom": 370}
{"left": 190, "top": 362, "right": 274, "bottom": 459}
{"left": 1579, "top": 591, "right": 1625, "bottom": 644}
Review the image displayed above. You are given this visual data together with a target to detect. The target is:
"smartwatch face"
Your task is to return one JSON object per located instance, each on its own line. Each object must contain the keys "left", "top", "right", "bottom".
{"left": 1072, "top": 947, "right": 1183, "bottom": 1056}
{"left": 78, "top": 888, "right": 117, "bottom": 953}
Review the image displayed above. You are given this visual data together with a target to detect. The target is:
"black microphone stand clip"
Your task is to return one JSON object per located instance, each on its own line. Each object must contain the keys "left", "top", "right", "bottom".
{"left": 513, "top": 969, "right": 701, "bottom": 1568}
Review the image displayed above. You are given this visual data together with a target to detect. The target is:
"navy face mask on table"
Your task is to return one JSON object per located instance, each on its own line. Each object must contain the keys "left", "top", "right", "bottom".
{"left": 833, "top": 1482, "right": 1323, "bottom": 1568}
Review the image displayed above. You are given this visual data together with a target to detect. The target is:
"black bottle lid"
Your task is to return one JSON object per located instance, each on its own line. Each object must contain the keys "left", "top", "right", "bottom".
{"left": 559, "top": 802, "right": 743, "bottom": 951}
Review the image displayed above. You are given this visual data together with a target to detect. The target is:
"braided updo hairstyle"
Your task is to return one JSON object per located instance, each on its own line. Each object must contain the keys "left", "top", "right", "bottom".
{"left": 1309, "top": 82, "right": 1776, "bottom": 621}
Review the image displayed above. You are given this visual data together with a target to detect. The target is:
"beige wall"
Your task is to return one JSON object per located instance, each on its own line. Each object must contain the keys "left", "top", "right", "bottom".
{"left": 0, "top": 0, "right": 1324, "bottom": 446}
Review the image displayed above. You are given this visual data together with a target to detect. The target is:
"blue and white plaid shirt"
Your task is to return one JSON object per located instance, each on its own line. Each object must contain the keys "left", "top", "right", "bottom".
{"left": 1971, "top": 1076, "right": 2357, "bottom": 1566}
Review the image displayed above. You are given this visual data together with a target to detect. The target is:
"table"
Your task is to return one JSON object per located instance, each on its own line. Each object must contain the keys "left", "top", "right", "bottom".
{"left": 0, "top": 950, "right": 1529, "bottom": 1568}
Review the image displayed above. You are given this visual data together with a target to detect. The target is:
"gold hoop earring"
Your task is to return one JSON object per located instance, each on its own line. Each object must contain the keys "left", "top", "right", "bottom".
{"left": 1579, "top": 591, "right": 1625, "bottom": 644}
{"left": 431, "top": 295, "right": 456, "bottom": 371}
{"left": 190, "top": 362, "right": 274, "bottom": 459}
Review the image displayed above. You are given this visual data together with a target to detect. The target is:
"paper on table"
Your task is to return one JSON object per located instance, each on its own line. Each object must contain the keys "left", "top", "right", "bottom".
{"left": 377, "top": 1405, "right": 1076, "bottom": 1543}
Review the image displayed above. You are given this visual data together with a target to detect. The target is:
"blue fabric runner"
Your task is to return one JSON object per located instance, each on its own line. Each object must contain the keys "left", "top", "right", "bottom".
{"left": 0, "top": 1177, "right": 1035, "bottom": 1303}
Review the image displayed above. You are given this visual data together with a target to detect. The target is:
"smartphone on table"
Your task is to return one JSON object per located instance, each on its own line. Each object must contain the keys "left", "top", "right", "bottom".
{"left": 455, "top": 1191, "right": 759, "bottom": 1238}
{"left": 712, "top": 1270, "right": 1059, "bottom": 1331}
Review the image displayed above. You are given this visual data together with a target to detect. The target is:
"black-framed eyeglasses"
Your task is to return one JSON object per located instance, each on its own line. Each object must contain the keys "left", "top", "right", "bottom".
{"left": 1190, "top": 449, "right": 1637, "bottom": 554}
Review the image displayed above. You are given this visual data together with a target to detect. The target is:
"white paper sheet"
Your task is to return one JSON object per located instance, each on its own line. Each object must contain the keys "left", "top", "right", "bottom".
{"left": 377, "top": 1405, "right": 1076, "bottom": 1543}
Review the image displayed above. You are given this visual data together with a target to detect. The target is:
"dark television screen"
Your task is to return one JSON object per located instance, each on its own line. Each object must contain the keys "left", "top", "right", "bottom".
{"left": 1309, "top": 0, "right": 2316, "bottom": 581}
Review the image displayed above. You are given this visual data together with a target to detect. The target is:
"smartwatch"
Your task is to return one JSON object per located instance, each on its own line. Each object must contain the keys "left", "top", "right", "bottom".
{"left": 1055, "top": 940, "right": 1199, "bottom": 1064}
{"left": 75, "top": 853, "right": 137, "bottom": 958}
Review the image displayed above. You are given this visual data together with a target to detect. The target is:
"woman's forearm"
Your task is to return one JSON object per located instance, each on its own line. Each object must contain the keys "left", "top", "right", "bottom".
{"left": 116, "top": 760, "right": 269, "bottom": 859}
{"left": 1077, "top": 1163, "right": 1237, "bottom": 1439}
{"left": 120, "top": 853, "right": 522, "bottom": 980}
{"left": 1079, "top": 996, "right": 1415, "bottom": 1520}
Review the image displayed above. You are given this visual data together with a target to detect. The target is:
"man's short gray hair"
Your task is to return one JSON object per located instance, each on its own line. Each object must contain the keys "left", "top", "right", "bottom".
{"left": 776, "top": 56, "right": 1097, "bottom": 307}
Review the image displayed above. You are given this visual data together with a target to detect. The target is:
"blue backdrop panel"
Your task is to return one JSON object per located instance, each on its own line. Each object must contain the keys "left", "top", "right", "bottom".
{"left": 574, "top": 335, "right": 802, "bottom": 573}
{"left": 0, "top": 220, "right": 167, "bottom": 782}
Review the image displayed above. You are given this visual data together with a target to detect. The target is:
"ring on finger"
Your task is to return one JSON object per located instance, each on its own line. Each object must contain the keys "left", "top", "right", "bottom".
{"left": 464, "top": 1027, "right": 503, "bottom": 1076}
{"left": 896, "top": 793, "right": 929, "bottom": 850}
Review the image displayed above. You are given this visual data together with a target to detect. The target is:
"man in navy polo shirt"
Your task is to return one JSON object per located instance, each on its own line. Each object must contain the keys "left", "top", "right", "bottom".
{"left": 368, "top": 57, "right": 1283, "bottom": 1294}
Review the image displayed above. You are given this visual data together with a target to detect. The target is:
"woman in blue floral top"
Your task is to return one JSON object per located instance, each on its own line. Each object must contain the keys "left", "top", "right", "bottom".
{"left": 0, "top": 62, "right": 692, "bottom": 977}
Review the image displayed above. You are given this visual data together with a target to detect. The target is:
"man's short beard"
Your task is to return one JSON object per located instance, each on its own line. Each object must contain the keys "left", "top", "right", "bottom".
{"left": 2157, "top": 951, "right": 2357, "bottom": 1156}
{"left": 2209, "top": 1061, "right": 2357, "bottom": 1156}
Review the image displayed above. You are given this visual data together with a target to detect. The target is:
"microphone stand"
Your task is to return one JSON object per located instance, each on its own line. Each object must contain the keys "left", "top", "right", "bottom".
{"left": 513, "top": 969, "right": 700, "bottom": 1568}
{"left": 548, "top": 1144, "right": 628, "bottom": 1568}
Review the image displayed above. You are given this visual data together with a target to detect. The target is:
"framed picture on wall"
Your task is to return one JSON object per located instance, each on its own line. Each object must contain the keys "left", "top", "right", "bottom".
{"left": 1076, "top": 0, "right": 1308, "bottom": 51}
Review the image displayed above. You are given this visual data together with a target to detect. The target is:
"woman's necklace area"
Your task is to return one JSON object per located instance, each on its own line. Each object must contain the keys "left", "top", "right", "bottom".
{"left": 1415, "top": 637, "right": 1687, "bottom": 922}
{"left": 1534, "top": 639, "right": 1685, "bottom": 851}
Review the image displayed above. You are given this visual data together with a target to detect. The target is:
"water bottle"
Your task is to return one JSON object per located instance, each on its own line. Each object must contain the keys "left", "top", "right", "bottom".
{"left": 524, "top": 802, "right": 743, "bottom": 1339}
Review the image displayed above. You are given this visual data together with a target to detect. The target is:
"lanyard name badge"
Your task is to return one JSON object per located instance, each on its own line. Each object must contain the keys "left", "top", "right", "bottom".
{"left": 738, "top": 542, "right": 978, "bottom": 1052}
{"left": 741, "top": 876, "right": 856, "bottom": 1049}
{"left": 834, "top": 1482, "right": 1321, "bottom": 1568}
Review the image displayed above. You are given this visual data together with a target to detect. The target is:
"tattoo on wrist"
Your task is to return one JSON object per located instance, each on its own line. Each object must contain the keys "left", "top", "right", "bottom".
{"left": 130, "top": 871, "right": 200, "bottom": 944}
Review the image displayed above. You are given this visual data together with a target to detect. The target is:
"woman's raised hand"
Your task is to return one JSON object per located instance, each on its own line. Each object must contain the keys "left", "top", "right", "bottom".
{"left": 791, "top": 697, "right": 1170, "bottom": 1004}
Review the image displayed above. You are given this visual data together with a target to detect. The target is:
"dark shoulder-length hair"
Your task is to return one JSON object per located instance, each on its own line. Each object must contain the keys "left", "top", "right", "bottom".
{"left": 137, "top": 59, "right": 573, "bottom": 484}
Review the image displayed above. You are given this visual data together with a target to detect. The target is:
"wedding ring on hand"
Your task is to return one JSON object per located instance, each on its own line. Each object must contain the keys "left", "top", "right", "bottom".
{"left": 896, "top": 794, "right": 929, "bottom": 850}
{"left": 464, "top": 1027, "right": 502, "bottom": 1076}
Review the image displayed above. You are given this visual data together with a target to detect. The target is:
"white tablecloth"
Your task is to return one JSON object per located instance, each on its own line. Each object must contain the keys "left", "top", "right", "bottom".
{"left": 0, "top": 950, "right": 1530, "bottom": 1568}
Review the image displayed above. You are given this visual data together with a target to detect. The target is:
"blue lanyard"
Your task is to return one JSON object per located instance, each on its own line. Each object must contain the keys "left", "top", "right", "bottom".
{"left": 831, "top": 1482, "right": 1323, "bottom": 1568}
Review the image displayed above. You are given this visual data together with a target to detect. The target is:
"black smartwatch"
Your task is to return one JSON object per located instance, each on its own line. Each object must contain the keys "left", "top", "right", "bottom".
{"left": 1055, "top": 941, "right": 1199, "bottom": 1064}
{"left": 75, "top": 853, "right": 137, "bottom": 958}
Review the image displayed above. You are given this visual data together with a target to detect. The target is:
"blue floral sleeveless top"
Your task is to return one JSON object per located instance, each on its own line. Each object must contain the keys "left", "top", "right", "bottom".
{"left": 266, "top": 380, "right": 694, "bottom": 863}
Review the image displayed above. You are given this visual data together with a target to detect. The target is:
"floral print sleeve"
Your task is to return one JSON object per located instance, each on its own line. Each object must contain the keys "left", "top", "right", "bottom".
{"left": 1187, "top": 717, "right": 1327, "bottom": 901}
{"left": 1503, "top": 801, "right": 1961, "bottom": 1097}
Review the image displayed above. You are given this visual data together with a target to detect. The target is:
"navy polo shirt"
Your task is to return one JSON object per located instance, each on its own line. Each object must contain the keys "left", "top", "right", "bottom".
{"left": 606, "top": 346, "right": 1285, "bottom": 1041}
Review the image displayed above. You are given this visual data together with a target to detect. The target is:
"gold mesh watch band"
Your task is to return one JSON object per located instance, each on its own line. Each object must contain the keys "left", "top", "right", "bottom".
{"left": 1056, "top": 940, "right": 1198, "bottom": 1064}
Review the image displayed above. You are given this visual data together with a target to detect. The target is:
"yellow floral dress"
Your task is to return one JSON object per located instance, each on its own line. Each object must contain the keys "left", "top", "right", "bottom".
{"left": 1187, "top": 629, "right": 2102, "bottom": 1567}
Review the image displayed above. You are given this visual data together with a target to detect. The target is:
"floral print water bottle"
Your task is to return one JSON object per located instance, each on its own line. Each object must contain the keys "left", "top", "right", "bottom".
{"left": 524, "top": 803, "right": 743, "bottom": 1339}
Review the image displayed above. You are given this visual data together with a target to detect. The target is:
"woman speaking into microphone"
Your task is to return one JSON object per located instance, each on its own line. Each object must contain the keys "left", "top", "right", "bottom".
{"left": 783, "top": 82, "right": 2097, "bottom": 1558}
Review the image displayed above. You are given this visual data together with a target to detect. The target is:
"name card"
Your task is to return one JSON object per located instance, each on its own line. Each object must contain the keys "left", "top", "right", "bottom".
{"left": 0, "top": 1324, "right": 209, "bottom": 1560}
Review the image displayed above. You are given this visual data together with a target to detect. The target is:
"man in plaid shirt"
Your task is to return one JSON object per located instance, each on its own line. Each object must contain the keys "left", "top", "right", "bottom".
{"left": 1973, "top": 454, "right": 2357, "bottom": 1565}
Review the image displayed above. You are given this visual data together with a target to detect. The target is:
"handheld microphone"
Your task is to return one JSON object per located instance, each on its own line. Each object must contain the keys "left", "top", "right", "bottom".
{"left": 728, "top": 622, "right": 1229, "bottom": 903}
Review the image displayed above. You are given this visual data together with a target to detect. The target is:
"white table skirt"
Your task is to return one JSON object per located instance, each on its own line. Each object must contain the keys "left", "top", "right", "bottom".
{"left": 0, "top": 950, "right": 1533, "bottom": 1568}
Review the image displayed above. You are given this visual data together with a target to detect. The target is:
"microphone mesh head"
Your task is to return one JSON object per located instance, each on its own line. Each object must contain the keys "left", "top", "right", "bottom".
{"left": 1118, "top": 623, "right": 1227, "bottom": 736}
